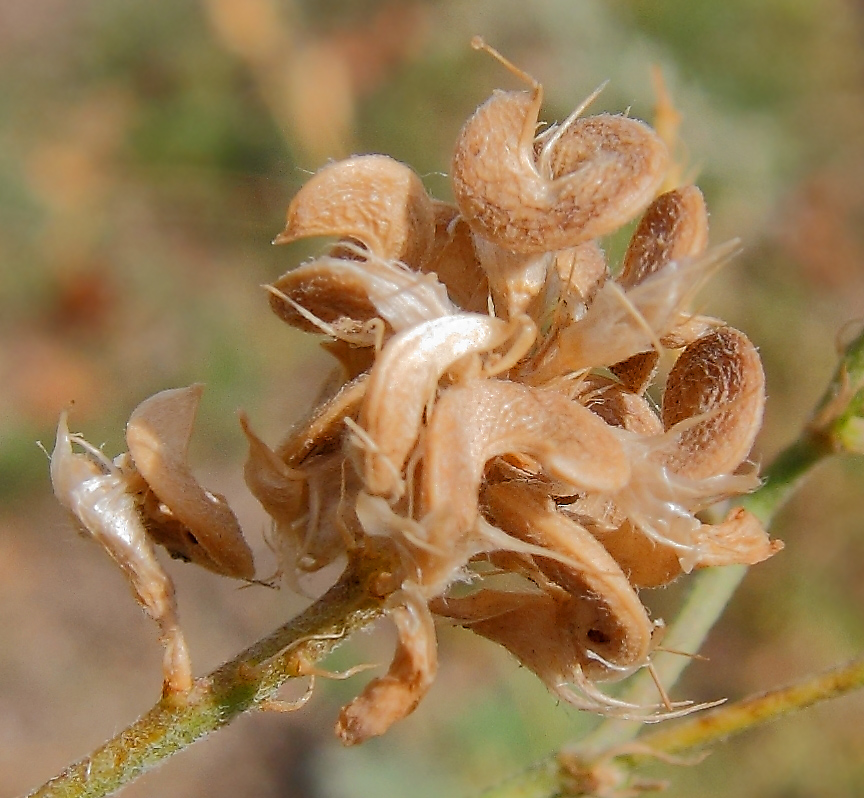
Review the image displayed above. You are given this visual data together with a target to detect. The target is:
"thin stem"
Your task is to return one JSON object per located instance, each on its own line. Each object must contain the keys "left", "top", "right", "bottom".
{"left": 636, "top": 654, "right": 864, "bottom": 757}
{"left": 22, "top": 546, "right": 394, "bottom": 798}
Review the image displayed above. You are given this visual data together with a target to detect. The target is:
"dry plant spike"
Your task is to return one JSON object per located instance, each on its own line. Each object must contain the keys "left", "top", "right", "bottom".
{"left": 660, "top": 326, "right": 765, "bottom": 480}
{"left": 452, "top": 39, "right": 668, "bottom": 255}
{"left": 126, "top": 385, "right": 255, "bottom": 580}
{"left": 273, "top": 154, "right": 436, "bottom": 268}
{"left": 617, "top": 186, "right": 709, "bottom": 290}
{"left": 50, "top": 412, "right": 193, "bottom": 694}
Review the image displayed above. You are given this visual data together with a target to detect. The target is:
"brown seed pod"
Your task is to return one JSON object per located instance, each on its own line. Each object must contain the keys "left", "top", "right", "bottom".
{"left": 660, "top": 326, "right": 765, "bottom": 480}
{"left": 608, "top": 350, "right": 661, "bottom": 395}
{"left": 126, "top": 385, "right": 255, "bottom": 580}
{"left": 618, "top": 185, "right": 709, "bottom": 289}
{"left": 274, "top": 154, "right": 436, "bottom": 268}
{"left": 481, "top": 481, "right": 653, "bottom": 681}
{"left": 451, "top": 78, "right": 668, "bottom": 254}
{"left": 450, "top": 40, "right": 668, "bottom": 255}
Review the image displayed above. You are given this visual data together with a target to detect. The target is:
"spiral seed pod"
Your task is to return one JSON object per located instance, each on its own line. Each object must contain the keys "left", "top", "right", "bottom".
{"left": 452, "top": 85, "right": 668, "bottom": 253}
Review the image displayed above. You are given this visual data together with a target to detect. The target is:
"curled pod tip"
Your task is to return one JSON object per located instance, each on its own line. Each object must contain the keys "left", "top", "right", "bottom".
{"left": 452, "top": 87, "right": 669, "bottom": 253}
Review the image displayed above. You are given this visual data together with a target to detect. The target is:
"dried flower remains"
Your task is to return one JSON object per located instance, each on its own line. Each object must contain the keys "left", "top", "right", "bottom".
{"left": 49, "top": 37, "right": 781, "bottom": 743}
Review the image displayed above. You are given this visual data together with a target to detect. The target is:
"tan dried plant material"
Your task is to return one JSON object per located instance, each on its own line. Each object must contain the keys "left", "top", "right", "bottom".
{"left": 357, "top": 313, "right": 535, "bottom": 500}
{"left": 246, "top": 38, "right": 783, "bottom": 740}
{"left": 413, "top": 378, "right": 631, "bottom": 594}
{"left": 421, "top": 201, "right": 490, "bottom": 314}
{"left": 267, "top": 248, "right": 455, "bottom": 344}
{"left": 659, "top": 326, "right": 765, "bottom": 480}
{"left": 523, "top": 240, "right": 740, "bottom": 382}
{"left": 39, "top": 37, "right": 782, "bottom": 742}
{"left": 50, "top": 412, "right": 193, "bottom": 694}
{"left": 451, "top": 38, "right": 668, "bottom": 255}
{"left": 617, "top": 186, "right": 709, "bottom": 290}
{"left": 273, "top": 154, "right": 435, "bottom": 268}
{"left": 127, "top": 385, "right": 255, "bottom": 580}
{"left": 336, "top": 584, "right": 437, "bottom": 745}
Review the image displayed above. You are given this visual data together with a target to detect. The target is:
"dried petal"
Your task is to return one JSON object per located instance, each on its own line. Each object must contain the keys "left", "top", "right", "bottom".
{"left": 274, "top": 155, "right": 435, "bottom": 268}
{"left": 524, "top": 241, "right": 738, "bottom": 382}
{"left": 336, "top": 585, "right": 437, "bottom": 744}
{"left": 50, "top": 413, "right": 192, "bottom": 694}
{"left": 415, "top": 379, "right": 630, "bottom": 593}
{"left": 569, "top": 374, "right": 663, "bottom": 436}
{"left": 126, "top": 385, "right": 254, "bottom": 580}
{"left": 277, "top": 373, "right": 367, "bottom": 466}
{"left": 358, "top": 313, "right": 525, "bottom": 499}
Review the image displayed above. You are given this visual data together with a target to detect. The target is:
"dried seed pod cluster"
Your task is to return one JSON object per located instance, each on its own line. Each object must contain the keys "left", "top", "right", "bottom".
{"left": 247, "top": 41, "right": 781, "bottom": 743}
{"left": 48, "top": 40, "right": 781, "bottom": 745}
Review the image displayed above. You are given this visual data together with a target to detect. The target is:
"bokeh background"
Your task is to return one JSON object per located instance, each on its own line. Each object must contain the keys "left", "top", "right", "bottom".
{"left": 2, "top": 1, "right": 864, "bottom": 796}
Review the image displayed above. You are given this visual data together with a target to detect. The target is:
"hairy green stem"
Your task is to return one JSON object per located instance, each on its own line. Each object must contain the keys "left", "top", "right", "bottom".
{"left": 22, "top": 547, "right": 393, "bottom": 798}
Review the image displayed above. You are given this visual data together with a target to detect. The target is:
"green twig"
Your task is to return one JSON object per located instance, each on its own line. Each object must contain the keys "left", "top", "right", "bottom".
{"left": 22, "top": 546, "right": 394, "bottom": 798}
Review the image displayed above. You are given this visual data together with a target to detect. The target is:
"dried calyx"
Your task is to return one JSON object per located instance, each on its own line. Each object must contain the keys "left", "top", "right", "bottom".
{"left": 49, "top": 38, "right": 781, "bottom": 741}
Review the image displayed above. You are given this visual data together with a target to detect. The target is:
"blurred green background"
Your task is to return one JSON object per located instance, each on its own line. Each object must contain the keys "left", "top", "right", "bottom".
{"left": 1, "top": 1, "right": 863, "bottom": 796}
